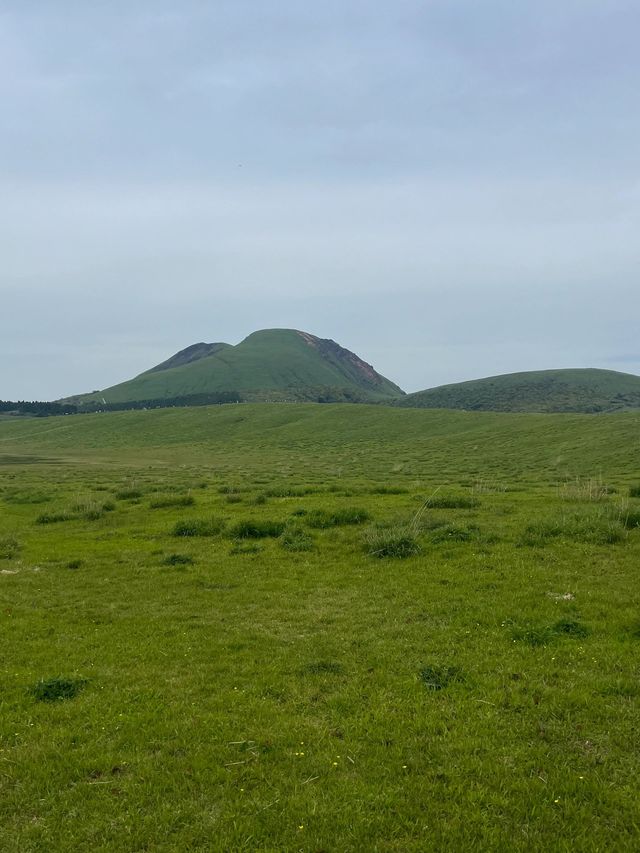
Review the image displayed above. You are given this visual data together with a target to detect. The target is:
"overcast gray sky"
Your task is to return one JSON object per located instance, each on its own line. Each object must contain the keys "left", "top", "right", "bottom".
{"left": 2, "top": 0, "right": 639, "bottom": 399}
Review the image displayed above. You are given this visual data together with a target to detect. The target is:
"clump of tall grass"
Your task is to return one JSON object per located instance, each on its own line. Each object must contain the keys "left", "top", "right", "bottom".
{"left": 629, "top": 484, "right": 640, "bottom": 498}
{"left": 519, "top": 505, "right": 628, "bottom": 547}
{"left": 558, "top": 476, "right": 615, "bottom": 502}
{"left": 29, "top": 677, "right": 87, "bottom": 702}
{"left": 364, "top": 527, "right": 421, "bottom": 558}
{"left": 36, "top": 511, "right": 74, "bottom": 525}
{"left": 229, "top": 541, "right": 263, "bottom": 555}
{"left": 264, "top": 485, "right": 319, "bottom": 498}
{"left": 115, "top": 488, "right": 143, "bottom": 500}
{"left": 172, "top": 517, "right": 225, "bottom": 537}
{"left": 71, "top": 499, "right": 115, "bottom": 520}
{"left": 420, "top": 664, "right": 465, "bottom": 691}
{"left": 218, "top": 485, "right": 245, "bottom": 495}
{"left": 363, "top": 490, "right": 448, "bottom": 558}
{"left": 229, "top": 519, "right": 286, "bottom": 539}
{"left": 512, "top": 619, "right": 590, "bottom": 646}
{"left": 425, "top": 494, "right": 479, "bottom": 509}
{"left": 306, "top": 507, "right": 371, "bottom": 528}
{"left": 0, "top": 535, "right": 20, "bottom": 559}
{"left": 150, "top": 494, "right": 195, "bottom": 509}
{"left": 280, "top": 523, "right": 314, "bottom": 552}
{"left": 622, "top": 507, "right": 640, "bottom": 529}
{"left": 472, "top": 479, "right": 509, "bottom": 494}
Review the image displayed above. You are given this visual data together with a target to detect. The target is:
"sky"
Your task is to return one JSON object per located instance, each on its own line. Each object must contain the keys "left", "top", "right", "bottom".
{"left": 2, "top": 0, "right": 640, "bottom": 399}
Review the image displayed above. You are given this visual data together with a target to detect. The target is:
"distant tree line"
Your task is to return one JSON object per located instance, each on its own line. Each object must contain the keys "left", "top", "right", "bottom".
{"left": 79, "top": 391, "right": 244, "bottom": 411}
{"left": 0, "top": 400, "right": 78, "bottom": 417}
{"left": 0, "top": 391, "right": 244, "bottom": 418}
{"left": 1, "top": 386, "right": 389, "bottom": 418}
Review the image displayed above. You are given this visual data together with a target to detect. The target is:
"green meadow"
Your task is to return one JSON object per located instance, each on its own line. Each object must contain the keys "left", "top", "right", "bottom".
{"left": 1, "top": 404, "right": 640, "bottom": 851}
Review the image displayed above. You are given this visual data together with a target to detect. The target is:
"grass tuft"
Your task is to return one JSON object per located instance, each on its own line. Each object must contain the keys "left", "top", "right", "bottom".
{"left": 519, "top": 507, "right": 627, "bottom": 546}
{"left": 35, "top": 511, "right": 73, "bottom": 525}
{"left": 229, "top": 519, "right": 286, "bottom": 539}
{"left": 229, "top": 541, "right": 263, "bottom": 555}
{"left": 420, "top": 665, "right": 465, "bottom": 690}
{"left": 425, "top": 494, "right": 479, "bottom": 509}
{"left": 149, "top": 494, "right": 195, "bottom": 509}
{"left": 115, "top": 488, "right": 143, "bottom": 500}
{"left": 172, "top": 518, "right": 225, "bottom": 537}
{"left": 306, "top": 507, "right": 371, "bottom": 528}
{"left": 280, "top": 524, "right": 314, "bottom": 552}
{"left": 622, "top": 508, "right": 640, "bottom": 529}
{"left": 364, "top": 526, "right": 421, "bottom": 558}
{"left": 0, "top": 535, "right": 20, "bottom": 559}
{"left": 512, "top": 619, "right": 590, "bottom": 645}
{"left": 265, "top": 486, "right": 318, "bottom": 497}
{"left": 29, "top": 677, "right": 87, "bottom": 702}
{"left": 553, "top": 618, "right": 590, "bottom": 638}
{"left": 71, "top": 499, "right": 115, "bottom": 520}
{"left": 163, "top": 553, "right": 194, "bottom": 566}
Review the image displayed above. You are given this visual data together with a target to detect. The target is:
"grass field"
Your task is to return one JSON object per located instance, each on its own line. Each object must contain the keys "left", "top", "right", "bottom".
{"left": 1, "top": 404, "right": 640, "bottom": 851}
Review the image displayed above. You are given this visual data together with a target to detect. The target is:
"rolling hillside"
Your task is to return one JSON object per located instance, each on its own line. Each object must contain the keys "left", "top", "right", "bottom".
{"left": 66, "top": 329, "right": 404, "bottom": 405}
{"left": 1, "top": 402, "right": 639, "bottom": 481}
{"left": 397, "top": 368, "right": 640, "bottom": 413}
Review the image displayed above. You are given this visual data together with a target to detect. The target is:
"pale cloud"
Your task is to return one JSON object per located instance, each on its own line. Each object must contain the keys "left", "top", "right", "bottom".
{"left": 1, "top": 1, "right": 639, "bottom": 398}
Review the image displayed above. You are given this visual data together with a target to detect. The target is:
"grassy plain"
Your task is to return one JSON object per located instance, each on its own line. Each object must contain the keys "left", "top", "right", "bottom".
{"left": 1, "top": 404, "right": 640, "bottom": 851}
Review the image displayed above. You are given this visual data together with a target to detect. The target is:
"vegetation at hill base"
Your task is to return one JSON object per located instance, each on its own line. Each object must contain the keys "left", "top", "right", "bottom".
{"left": 1, "top": 403, "right": 640, "bottom": 851}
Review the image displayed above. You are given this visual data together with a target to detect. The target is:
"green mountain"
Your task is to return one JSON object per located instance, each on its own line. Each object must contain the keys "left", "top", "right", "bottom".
{"left": 68, "top": 329, "right": 405, "bottom": 405}
{"left": 396, "top": 368, "right": 640, "bottom": 413}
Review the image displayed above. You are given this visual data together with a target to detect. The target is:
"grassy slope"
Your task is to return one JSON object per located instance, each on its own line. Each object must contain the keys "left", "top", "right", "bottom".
{"left": 1, "top": 403, "right": 639, "bottom": 480}
{"left": 2, "top": 405, "right": 640, "bottom": 851}
{"left": 398, "top": 368, "right": 640, "bottom": 413}
{"left": 71, "top": 329, "right": 404, "bottom": 404}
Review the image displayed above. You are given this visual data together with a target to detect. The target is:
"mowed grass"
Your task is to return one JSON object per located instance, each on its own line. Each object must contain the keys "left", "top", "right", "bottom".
{"left": 1, "top": 404, "right": 640, "bottom": 851}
